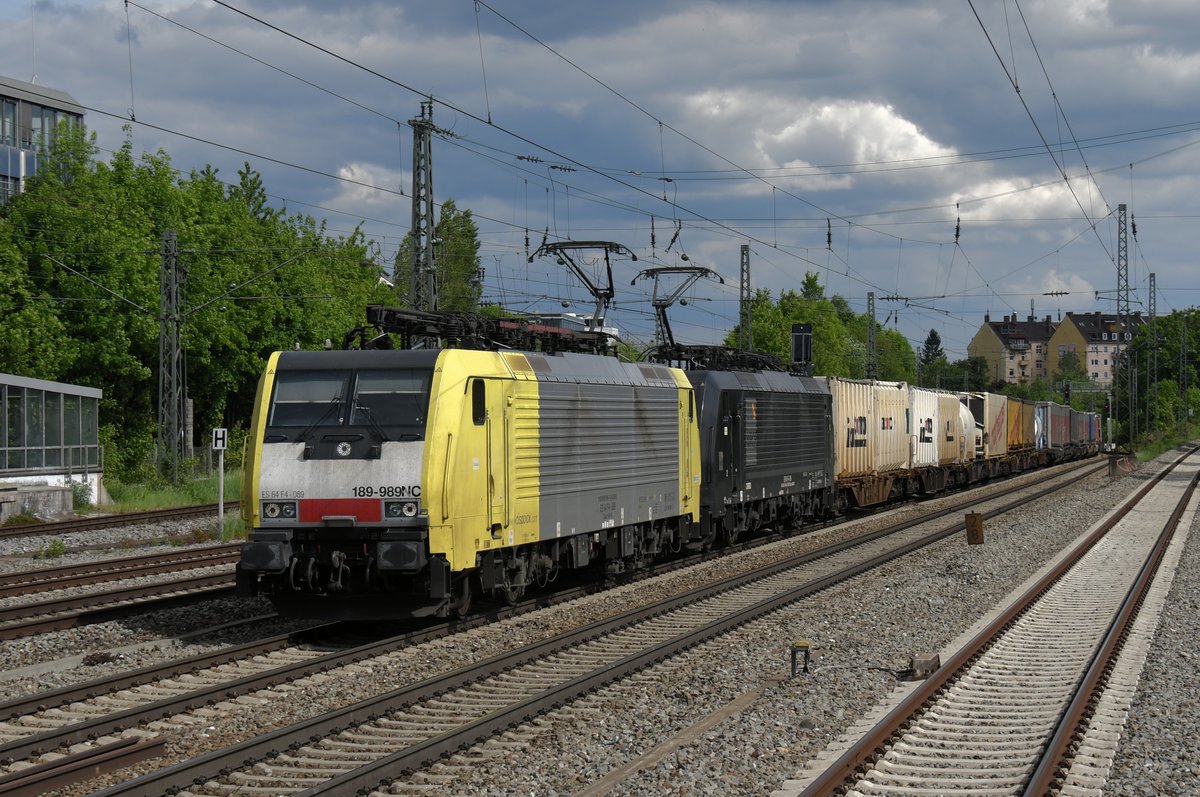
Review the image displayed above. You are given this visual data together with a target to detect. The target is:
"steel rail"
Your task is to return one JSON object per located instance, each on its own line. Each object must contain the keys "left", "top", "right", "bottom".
{"left": 0, "top": 573, "right": 235, "bottom": 641}
{"left": 89, "top": 460, "right": 1107, "bottom": 797}
{"left": 0, "top": 736, "right": 166, "bottom": 797}
{"left": 1022, "top": 464, "right": 1200, "bottom": 795}
{"left": 0, "top": 545, "right": 239, "bottom": 597}
{"left": 794, "top": 445, "right": 1197, "bottom": 797}
{"left": 0, "top": 503, "right": 239, "bottom": 541}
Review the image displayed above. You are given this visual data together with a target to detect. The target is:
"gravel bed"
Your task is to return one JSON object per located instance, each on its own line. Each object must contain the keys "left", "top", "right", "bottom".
{"left": 373, "top": 455, "right": 1173, "bottom": 797}
{"left": 1104, "top": 459, "right": 1200, "bottom": 796}
{"left": 39, "top": 458, "right": 1132, "bottom": 792}
{"left": 52, "top": 456, "right": 1164, "bottom": 796}
{"left": 0, "top": 513, "right": 225, "bottom": 564}
{"left": 0, "top": 515, "right": 314, "bottom": 701}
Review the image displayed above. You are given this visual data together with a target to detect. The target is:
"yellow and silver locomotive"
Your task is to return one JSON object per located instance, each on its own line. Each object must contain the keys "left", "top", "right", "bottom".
{"left": 237, "top": 347, "right": 701, "bottom": 619}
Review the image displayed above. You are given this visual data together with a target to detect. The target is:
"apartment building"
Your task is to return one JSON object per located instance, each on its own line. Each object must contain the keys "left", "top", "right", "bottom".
{"left": 967, "top": 313, "right": 1058, "bottom": 386}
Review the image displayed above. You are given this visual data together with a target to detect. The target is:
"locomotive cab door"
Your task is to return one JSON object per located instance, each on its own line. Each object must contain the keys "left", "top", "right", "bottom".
{"left": 478, "top": 379, "right": 510, "bottom": 538}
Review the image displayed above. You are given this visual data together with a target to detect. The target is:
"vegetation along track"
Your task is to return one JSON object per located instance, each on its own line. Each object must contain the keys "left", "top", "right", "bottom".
{"left": 65, "top": 461, "right": 1105, "bottom": 796}
{"left": 790, "top": 446, "right": 1199, "bottom": 797}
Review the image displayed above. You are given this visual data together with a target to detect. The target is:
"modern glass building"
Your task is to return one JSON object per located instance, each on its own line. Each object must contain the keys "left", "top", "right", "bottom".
{"left": 0, "top": 74, "right": 84, "bottom": 204}
{"left": 1, "top": 372, "right": 102, "bottom": 484}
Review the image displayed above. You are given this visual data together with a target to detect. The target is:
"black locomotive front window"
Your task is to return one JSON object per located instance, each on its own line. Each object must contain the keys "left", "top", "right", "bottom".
{"left": 351, "top": 370, "right": 432, "bottom": 428}
{"left": 268, "top": 371, "right": 349, "bottom": 427}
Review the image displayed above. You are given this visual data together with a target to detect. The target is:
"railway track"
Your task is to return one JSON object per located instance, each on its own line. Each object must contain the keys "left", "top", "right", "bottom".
{"left": 0, "top": 503, "right": 238, "bottom": 542}
{"left": 0, "top": 545, "right": 239, "bottom": 598}
{"left": 785, "top": 447, "right": 1199, "bottom": 797}
{"left": 0, "top": 569, "right": 236, "bottom": 642}
{"left": 66, "top": 462, "right": 1106, "bottom": 796}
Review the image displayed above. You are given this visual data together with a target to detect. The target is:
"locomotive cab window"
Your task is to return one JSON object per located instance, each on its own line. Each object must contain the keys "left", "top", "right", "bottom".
{"left": 267, "top": 371, "right": 348, "bottom": 427}
{"left": 350, "top": 370, "right": 431, "bottom": 429}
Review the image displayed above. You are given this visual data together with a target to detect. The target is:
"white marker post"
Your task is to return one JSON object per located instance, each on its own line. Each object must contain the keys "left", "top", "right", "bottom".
{"left": 212, "top": 427, "right": 228, "bottom": 535}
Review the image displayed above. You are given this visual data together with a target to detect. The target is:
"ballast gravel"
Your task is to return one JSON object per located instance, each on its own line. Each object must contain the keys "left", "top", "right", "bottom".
{"left": 10, "top": 452, "right": 1198, "bottom": 797}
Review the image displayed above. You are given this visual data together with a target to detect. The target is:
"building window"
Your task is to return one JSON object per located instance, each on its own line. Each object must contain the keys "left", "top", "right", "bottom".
{"left": 0, "top": 175, "right": 17, "bottom": 205}
{"left": 1008, "top": 369, "right": 1014, "bottom": 377}
{"left": 0, "top": 99, "right": 15, "bottom": 147}
{"left": 1092, "top": 372, "right": 1099, "bottom": 378}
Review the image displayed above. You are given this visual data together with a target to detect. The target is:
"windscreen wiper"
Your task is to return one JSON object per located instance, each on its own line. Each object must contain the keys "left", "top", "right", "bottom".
{"left": 354, "top": 400, "right": 391, "bottom": 443}
{"left": 298, "top": 395, "right": 343, "bottom": 445}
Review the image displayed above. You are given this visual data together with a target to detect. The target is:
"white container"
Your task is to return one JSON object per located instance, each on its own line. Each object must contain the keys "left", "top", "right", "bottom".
{"left": 909, "top": 386, "right": 940, "bottom": 469}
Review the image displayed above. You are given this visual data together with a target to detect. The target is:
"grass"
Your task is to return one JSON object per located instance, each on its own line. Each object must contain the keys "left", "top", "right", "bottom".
{"left": 1, "top": 513, "right": 42, "bottom": 527}
{"left": 32, "top": 538, "right": 67, "bottom": 559}
{"left": 1133, "top": 424, "right": 1200, "bottom": 462}
{"left": 105, "top": 468, "right": 246, "bottom": 541}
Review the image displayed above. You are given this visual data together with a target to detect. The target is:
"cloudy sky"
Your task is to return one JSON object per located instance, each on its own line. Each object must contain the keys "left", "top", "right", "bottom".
{"left": 4, "top": 0, "right": 1198, "bottom": 357}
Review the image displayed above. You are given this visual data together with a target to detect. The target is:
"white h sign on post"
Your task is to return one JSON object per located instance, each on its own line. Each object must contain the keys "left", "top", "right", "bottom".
{"left": 213, "top": 428, "right": 228, "bottom": 534}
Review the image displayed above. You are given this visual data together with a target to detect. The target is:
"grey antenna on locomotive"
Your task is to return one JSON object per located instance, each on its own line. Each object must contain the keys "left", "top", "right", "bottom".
{"left": 529, "top": 240, "right": 636, "bottom": 333}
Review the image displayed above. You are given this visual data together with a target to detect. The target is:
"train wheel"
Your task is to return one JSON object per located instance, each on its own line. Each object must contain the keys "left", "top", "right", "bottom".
{"left": 499, "top": 553, "right": 528, "bottom": 605}
{"left": 448, "top": 576, "right": 473, "bottom": 619}
{"left": 721, "top": 515, "right": 740, "bottom": 546}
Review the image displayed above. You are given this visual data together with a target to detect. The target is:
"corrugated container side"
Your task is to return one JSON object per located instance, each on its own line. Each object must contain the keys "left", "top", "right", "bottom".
{"left": 1070, "top": 409, "right": 1090, "bottom": 445}
{"left": 1006, "top": 397, "right": 1025, "bottom": 450}
{"left": 936, "top": 393, "right": 961, "bottom": 464}
{"left": 1051, "top": 404, "right": 1070, "bottom": 447}
{"left": 910, "top": 386, "right": 940, "bottom": 468}
{"left": 873, "top": 381, "right": 910, "bottom": 472}
{"left": 984, "top": 393, "right": 1008, "bottom": 458}
{"left": 828, "top": 377, "right": 873, "bottom": 478}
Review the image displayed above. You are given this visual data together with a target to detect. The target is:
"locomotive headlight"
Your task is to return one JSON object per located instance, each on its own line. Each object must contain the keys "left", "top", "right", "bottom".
{"left": 385, "top": 500, "right": 420, "bottom": 519}
{"left": 261, "top": 501, "right": 297, "bottom": 520}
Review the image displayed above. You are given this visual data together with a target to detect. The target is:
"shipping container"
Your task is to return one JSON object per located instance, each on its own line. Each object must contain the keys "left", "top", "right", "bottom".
{"left": 1006, "top": 397, "right": 1036, "bottom": 451}
{"left": 827, "top": 377, "right": 910, "bottom": 478}
{"left": 964, "top": 392, "right": 1008, "bottom": 458}
{"left": 1036, "top": 401, "right": 1070, "bottom": 449}
{"left": 1070, "top": 409, "right": 1091, "bottom": 446}
{"left": 910, "top": 386, "right": 940, "bottom": 469}
{"left": 937, "top": 392, "right": 963, "bottom": 465}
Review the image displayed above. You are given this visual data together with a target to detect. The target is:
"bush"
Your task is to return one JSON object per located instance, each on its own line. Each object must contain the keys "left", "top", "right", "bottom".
{"left": 70, "top": 480, "right": 93, "bottom": 510}
{"left": 34, "top": 538, "right": 67, "bottom": 559}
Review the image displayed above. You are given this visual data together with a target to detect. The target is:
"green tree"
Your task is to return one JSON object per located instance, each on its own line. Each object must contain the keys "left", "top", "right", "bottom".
{"left": 919, "top": 329, "right": 946, "bottom": 369}
{"left": 394, "top": 199, "right": 482, "bottom": 311}
{"left": 0, "top": 223, "right": 75, "bottom": 377}
{"left": 2, "top": 125, "right": 385, "bottom": 479}
{"left": 724, "top": 276, "right": 914, "bottom": 380}
{"left": 800, "top": 272, "right": 824, "bottom": 301}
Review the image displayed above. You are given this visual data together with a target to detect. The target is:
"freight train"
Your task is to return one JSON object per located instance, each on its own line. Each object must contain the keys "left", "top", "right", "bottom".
{"left": 236, "top": 321, "right": 1100, "bottom": 620}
